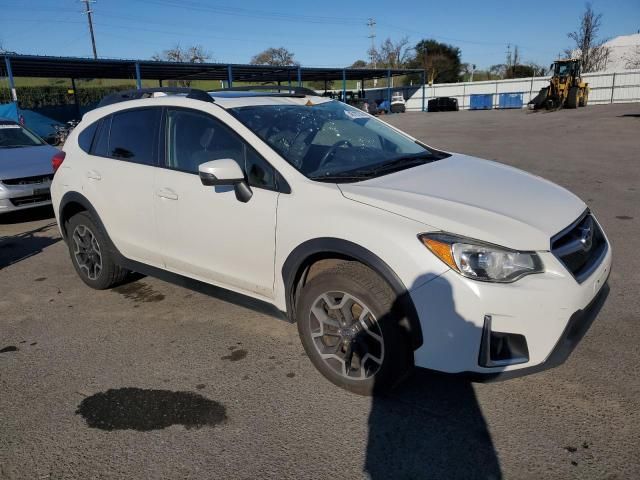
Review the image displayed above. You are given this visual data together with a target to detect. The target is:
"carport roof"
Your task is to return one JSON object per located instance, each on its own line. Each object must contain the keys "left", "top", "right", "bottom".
{"left": 1, "top": 54, "right": 423, "bottom": 82}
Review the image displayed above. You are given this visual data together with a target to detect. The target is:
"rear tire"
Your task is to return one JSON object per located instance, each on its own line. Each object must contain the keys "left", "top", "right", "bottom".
{"left": 296, "top": 262, "right": 413, "bottom": 395}
{"left": 66, "top": 211, "right": 129, "bottom": 290}
{"left": 567, "top": 87, "right": 579, "bottom": 109}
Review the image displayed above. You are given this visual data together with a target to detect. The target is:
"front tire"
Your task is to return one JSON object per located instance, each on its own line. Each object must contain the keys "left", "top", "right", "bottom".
{"left": 567, "top": 87, "right": 579, "bottom": 109}
{"left": 66, "top": 211, "right": 129, "bottom": 289}
{"left": 296, "top": 262, "right": 413, "bottom": 395}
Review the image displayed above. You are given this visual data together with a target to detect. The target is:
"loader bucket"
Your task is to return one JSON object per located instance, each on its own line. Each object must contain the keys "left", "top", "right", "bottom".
{"left": 528, "top": 87, "right": 549, "bottom": 110}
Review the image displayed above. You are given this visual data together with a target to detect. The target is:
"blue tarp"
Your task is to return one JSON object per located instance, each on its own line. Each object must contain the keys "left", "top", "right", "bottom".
{"left": 0, "top": 102, "right": 19, "bottom": 121}
{"left": 0, "top": 102, "right": 61, "bottom": 139}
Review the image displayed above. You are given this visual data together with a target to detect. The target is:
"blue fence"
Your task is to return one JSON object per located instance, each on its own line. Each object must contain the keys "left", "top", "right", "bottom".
{"left": 469, "top": 94, "right": 493, "bottom": 110}
{"left": 498, "top": 93, "right": 524, "bottom": 109}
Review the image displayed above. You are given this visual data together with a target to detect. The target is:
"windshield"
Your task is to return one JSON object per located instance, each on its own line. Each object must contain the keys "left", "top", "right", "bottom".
{"left": 230, "top": 100, "right": 446, "bottom": 181}
{"left": 0, "top": 122, "right": 45, "bottom": 148}
{"left": 555, "top": 63, "right": 572, "bottom": 76}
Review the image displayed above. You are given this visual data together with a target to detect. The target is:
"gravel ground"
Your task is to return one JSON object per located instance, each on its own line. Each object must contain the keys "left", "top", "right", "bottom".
{"left": 1, "top": 103, "right": 639, "bottom": 479}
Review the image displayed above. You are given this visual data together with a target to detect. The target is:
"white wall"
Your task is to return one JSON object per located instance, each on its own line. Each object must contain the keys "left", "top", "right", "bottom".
{"left": 365, "top": 69, "right": 640, "bottom": 111}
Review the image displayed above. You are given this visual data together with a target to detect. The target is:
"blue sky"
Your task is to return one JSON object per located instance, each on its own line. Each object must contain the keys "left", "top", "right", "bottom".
{"left": 1, "top": 0, "right": 638, "bottom": 69}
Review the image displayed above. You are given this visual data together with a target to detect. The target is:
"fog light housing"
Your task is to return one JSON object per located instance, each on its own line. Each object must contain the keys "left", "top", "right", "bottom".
{"left": 479, "top": 315, "right": 529, "bottom": 367}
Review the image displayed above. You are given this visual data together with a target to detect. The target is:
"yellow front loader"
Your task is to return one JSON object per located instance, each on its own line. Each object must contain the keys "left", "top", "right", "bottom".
{"left": 529, "top": 59, "right": 589, "bottom": 110}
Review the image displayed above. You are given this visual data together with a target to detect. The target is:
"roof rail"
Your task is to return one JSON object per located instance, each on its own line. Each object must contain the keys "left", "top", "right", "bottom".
{"left": 98, "top": 87, "right": 213, "bottom": 107}
{"left": 211, "top": 85, "right": 317, "bottom": 97}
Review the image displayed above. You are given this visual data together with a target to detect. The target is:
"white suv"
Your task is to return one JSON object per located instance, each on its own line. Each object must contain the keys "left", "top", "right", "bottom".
{"left": 50, "top": 87, "right": 611, "bottom": 395}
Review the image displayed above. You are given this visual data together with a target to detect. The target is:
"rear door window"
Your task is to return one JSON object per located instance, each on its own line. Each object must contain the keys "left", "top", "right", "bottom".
{"left": 107, "top": 108, "right": 161, "bottom": 165}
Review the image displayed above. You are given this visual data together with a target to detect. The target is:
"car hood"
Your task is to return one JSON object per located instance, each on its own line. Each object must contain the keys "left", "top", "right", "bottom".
{"left": 338, "top": 153, "right": 586, "bottom": 251}
{"left": 0, "top": 145, "right": 58, "bottom": 180}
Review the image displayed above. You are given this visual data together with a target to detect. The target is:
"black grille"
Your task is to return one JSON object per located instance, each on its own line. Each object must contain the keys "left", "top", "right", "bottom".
{"left": 9, "top": 193, "right": 52, "bottom": 207}
{"left": 551, "top": 212, "right": 607, "bottom": 283}
{"left": 2, "top": 174, "right": 53, "bottom": 185}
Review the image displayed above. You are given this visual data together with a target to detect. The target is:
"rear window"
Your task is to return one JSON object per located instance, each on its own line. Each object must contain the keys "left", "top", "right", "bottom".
{"left": 106, "top": 108, "right": 160, "bottom": 165}
{"left": 0, "top": 121, "right": 45, "bottom": 148}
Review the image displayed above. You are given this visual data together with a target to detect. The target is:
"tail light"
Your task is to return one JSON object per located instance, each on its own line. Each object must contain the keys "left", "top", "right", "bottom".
{"left": 52, "top": 151, "right": 66, "bottom": 173}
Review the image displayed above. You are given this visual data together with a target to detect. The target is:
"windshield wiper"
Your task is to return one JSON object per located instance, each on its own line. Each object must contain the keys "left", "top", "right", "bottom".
{"left": 365, "top": 154, "right": 434, "bottom": 176}
{"left": 308, "top": 171, "right": 375, "bottom": 183}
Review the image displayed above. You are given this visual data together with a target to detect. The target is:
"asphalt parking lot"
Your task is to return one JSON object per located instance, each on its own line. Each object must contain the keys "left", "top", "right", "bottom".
{"left": 1, "top": 103, "right": 639, "bottom": 479}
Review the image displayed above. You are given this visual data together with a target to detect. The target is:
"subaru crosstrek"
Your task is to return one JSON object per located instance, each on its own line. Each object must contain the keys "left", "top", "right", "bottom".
{"left": 50, "top": 88, "right": 611, "bottom": 395}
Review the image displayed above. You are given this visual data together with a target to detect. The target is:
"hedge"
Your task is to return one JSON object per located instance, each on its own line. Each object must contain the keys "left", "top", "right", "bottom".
{"left": 0, "top": 85, "right": 133, "bottom": 109}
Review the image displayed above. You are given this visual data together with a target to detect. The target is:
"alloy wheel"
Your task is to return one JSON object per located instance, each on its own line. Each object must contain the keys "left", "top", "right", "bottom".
{"left": 308, "top": 291, "right": 384, "bottom": 380}
{"left": 72, "top": 224, "right": 103, "bottom": 280}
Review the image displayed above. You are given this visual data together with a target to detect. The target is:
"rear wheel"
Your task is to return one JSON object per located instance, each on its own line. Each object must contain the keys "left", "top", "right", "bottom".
{"left": 66, "top": 212, "right": 129, "bottom": 289}
{"left": 567, "top": 87, "right": 579, "bottom": 108}
{"left": 296, "top": 262, "right": 413, "bottom": 395}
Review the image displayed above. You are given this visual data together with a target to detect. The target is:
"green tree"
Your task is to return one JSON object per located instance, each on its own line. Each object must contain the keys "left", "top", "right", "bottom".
{"left": 250, "top": 47, "right": 297, "bottom": 66}
{"left": 350, "top": 59, "right": 368, "bottom": 68}
{"left": 409, "top": 39, "right": 461, "bottom": 84}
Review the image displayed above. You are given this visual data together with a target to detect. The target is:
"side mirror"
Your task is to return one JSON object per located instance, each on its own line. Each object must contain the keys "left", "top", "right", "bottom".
{"left": 198, "top": 158, "right": 253, "bottom": 203}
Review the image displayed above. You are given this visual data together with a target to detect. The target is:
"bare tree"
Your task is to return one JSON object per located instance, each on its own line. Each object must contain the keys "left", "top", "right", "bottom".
{"left": 153, "top": 44, "right": 211, "bottom": 64}
{"left": 564, "top": 3, "right": 611, "bottom": 72}
{"left": 151, "top": 44, "right": 211, "bottom": 86}
{"left": 623, "top": 45, "right": 640, "bottom": 69}
{"left": 489, "top": 64, "right": 506, "bottom": 79}
{"left": 373, "top": 37, "right": 411, "bottom": 69}
{"left": 250, "top": 47, "right": 297, "bottom": 66}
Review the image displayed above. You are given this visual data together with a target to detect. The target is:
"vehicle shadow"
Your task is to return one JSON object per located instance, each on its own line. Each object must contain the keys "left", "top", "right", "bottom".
{"left": 365, "top": 276, "right": 502, "bottom": 479}
{"left": 0, "top": 222, "right": 60, "bottom": 269}
{"left": 0, "top": 205, "right": 55, "bottom": 225}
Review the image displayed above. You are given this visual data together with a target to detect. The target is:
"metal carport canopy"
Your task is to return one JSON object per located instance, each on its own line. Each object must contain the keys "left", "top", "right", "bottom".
{"left": 1, "top": 54, "right": 422, "bottom": 83}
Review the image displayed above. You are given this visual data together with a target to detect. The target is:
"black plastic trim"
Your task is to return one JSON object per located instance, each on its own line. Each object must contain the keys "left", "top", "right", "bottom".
{"left": 281, "top": 237, "right": 423, "bottom": 349}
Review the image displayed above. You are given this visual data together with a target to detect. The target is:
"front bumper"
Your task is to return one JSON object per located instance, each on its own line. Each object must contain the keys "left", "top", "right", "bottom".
{"left": 0, "top": 181, "right": 52, "bottom": 213}
{"left": 410, "top": 241, "right": 612, "bottom": 376}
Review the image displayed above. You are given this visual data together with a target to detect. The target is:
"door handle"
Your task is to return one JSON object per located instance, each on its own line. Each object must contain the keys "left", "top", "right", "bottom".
{"left": 86, "top": 170, "right": 102, "bottom": 180}
{"left": 156, "top": 187, "right": 178, "bottom": 200}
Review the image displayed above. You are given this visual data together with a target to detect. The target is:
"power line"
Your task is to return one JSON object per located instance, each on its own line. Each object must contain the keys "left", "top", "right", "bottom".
{"left": 135, "top": 0, "right": 366, "bottom": 26}
{"left": 80, "top": 0, "right": 98, "bottom": 59}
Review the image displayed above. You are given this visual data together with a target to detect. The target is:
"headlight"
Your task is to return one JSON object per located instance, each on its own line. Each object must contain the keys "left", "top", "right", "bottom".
{"left": 419, "top": 233, "right": 543, "bottom": 283}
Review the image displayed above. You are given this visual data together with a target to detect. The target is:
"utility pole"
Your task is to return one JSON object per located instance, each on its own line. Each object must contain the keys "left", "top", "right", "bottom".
{"left": 81, "top": 0, "right": 98, "bottom": 59}
{"left": 367, "top": 18, "right": 377, "bottom": 86}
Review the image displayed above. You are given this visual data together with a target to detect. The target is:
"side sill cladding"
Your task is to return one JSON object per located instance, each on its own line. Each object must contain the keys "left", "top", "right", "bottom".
{"left": 281, "top": 238, "right": 423, "bottom": 350}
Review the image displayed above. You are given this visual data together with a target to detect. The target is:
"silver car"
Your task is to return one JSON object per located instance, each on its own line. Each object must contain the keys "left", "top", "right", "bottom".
{"left": 0, "top": 118, "right": 59, "bottom": 214}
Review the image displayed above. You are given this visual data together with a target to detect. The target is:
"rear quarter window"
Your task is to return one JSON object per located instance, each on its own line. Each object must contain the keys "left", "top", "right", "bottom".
{"left": 92, "top": 117, "right": 110, "bottom": 157}
{"left": 78, "top": 121, "right": 99, "bottom": 153}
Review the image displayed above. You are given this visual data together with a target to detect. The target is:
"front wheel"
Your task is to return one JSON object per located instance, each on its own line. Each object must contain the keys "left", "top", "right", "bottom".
{"left": 296, "top": 262, "right": 413, "bottom": 395}
{"left": 567, "top": 87, "right": 579, "bottom": 109}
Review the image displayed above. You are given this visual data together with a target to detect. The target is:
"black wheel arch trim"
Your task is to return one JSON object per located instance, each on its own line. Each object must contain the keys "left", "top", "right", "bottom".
{"left": 59, "top": 191, "right": 111, "bottom": 243}
{"left": 282, "top": 237, "right": 423, "bottom": 350}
